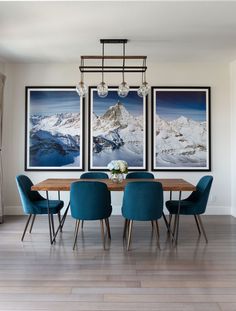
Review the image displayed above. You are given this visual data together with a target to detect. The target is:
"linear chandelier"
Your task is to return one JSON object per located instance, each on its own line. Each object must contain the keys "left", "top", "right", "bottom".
{"left": 76, "top": 39, "right": 149, "bottom": 98}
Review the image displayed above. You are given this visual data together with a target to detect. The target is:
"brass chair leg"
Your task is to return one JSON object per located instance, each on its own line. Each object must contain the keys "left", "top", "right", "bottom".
{"left": 58, "top": 212, "right": 62, "bottom": 232}
{"left": 155, "top": 220, "right": 161, "bottom": 249}
{"left": 155, "top": 220, "right": 160, "bottom": 238}
{"left": 173, "top": 214, "right": 177, "bottom": 237}
{"left": 100, "top": 219, "right": 106, "bottom": 250}
{"left": 29, "top": 214, "right": 36, "bottom": 233}
{"left": 21, "top": 214, "right": 32, "bottom": 241}
{"left": 123, "top": 219, "right": 128, "bottom": 239}
{"left": 197, "top": 215, "right": 208, "bottom": 243}
{"left": 50, "top": 214, "right": 55, "bottom": 237}
{"left": 151, "top": 220, "right": 154, "bottom": 232}
{"left": 127, "top": 220, "right": 133, "bottom": 251}
{"left": 169, "top": 214, "right": 172, "bottom": 228}
{"left": 73, "top": 220, "right": 80, "bottom": 250}
{"left": 194, "top": 215, "right": 201, "bottom": 235}
{"left": 105, "top": 218, "right": 111, "bottom": 240}
{"left": 81, "top": 220, "right": 84, "bottom": 229}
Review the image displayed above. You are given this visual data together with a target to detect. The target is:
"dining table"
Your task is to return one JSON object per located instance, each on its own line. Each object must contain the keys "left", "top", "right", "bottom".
{"left": 32, "top": 178, "right": 196, "bottom": 245}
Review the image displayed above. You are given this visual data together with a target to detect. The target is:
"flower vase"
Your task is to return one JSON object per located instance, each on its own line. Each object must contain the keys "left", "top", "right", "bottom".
{"left": 110, "top": 173, "right": 124, "bottom": 184}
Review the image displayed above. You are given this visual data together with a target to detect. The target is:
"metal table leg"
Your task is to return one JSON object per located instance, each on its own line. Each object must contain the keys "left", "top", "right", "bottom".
{"left": 175, "top": 191, "right": 182, "bottom": 245}
{"left": 46, "top": 191, "right": 53, "bottom": 245}
{"left": 51, "top": 201, "right": 70, "bottom": 244}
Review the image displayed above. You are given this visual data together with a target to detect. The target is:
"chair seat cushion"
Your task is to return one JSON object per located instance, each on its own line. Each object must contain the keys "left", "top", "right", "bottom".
{"left": 34, "top": 199, "right": 64, "bottom": 214}
{"left": 166, "top": 200, "right": 199, "bottom": 215}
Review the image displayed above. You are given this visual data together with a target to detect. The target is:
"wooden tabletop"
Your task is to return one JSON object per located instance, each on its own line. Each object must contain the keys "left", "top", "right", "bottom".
{"left": 31, "top": 178, "right": 196, "bottom": 192}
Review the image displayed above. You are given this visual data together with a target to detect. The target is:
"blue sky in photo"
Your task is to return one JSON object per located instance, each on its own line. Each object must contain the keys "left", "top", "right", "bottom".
{"left": 93, "top": 90, "right": 143, "bottom": 116}
{"left": 30, "top": 90, "right": 80, "bottom": 115}
{"left": 156, "top": 90, "right": 207, "bottom": 121}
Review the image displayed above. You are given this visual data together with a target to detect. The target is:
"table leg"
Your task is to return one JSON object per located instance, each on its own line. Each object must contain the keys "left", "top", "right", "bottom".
{"left": 175, "top": 191, "right": 182, "bottom": 245}
{"left": 46, "top": 191, "right": 53, "bottom": 245}
{"left": 51, "top": 201, "right": 70, "bottom": 244}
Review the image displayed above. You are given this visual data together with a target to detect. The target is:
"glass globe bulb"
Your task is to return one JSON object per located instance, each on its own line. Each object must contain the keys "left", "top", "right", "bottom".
{"left": 97, "top": 82, "right": 108, "bottom": 98}
{"left": 76, "top": 82, "right": 88, "bottom": 98}
{"left": 137, "top": 82, "right": 150, "bottom": 97}
{"left": 118, "top": 82, "right": 129, "bottom": 98}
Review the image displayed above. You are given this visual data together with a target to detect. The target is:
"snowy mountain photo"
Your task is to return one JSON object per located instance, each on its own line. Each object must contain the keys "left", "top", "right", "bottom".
{"left": 89, "top": 89, "right": 147, "bottom": 169}
{"left": 26, "top": 88, "right": 83, "bottom": 170}
{"left": 152, "top": 88, "right": 210, "bottom": 170}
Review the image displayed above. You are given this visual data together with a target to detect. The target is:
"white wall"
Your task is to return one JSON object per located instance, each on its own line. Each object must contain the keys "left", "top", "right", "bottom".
{"left": 2, "top": 61, "right": 231, "bottom": 215}
{"left": 230, "top": 60, "right": 236, "bottom": 217}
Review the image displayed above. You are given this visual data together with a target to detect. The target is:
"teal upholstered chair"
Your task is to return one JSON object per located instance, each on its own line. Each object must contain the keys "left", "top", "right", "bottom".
{"left": 126, "top": 172, "right": 154, "bottom": 179}
{"left": 122, "top": 181, "right": 163, "bottom": 250}
{"left": 80, "top": 172, "right": 109, "bottom": 228}
{"left": 80, "top": 172, "right": 109, "bottom": 179}
{"left": 70, "top": 181, "right": 112, "bottom": 250}
{"left": 166, "top": 175, "right": 213, "bottom": 243}
{"left": 16, "top": 175, "right": 64, "bottom": 242}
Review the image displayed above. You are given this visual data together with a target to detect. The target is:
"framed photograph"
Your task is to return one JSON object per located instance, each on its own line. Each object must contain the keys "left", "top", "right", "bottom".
{"left": 25, "top": 86, "right": 84, "bottom": 171}
{"left": 152, "top": 87, "right": 211, "bottom": 171}
{"left": 88, "top": 86, "right": 148, "bottom": 171}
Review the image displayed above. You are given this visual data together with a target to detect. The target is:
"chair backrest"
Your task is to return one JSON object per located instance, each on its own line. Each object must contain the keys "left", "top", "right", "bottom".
{"left": 80, "top": 172, "right": 109, "bottom": 179}
{"left": 70, "top": 181, "right": 111, "bottom": 220}
{"left": 188, "top": 175, "right": 213, "bottom": 214}
{"left": 15, "top": 175, "right": 44, "bottom": 214}
{"left": 122, "top": 182, "right": 163, "bottom": 221}
{"left": 126, "top": 172, "right": 154, "bottom": 179}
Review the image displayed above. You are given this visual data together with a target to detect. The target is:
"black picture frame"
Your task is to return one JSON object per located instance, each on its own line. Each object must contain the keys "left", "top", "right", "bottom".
{"left": 88, "top": 86, "right": 148, "bottom": 171}
{"left": 151, "top": 86, "right": 211, "bottom": 171}
{"left": 25, "top": 86, "right": 85, "bottom": 171}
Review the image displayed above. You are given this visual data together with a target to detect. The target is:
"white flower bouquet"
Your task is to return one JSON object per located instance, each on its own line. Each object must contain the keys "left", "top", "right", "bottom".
{"left": 107, "top": 160, "right": 128, "bottom": 174}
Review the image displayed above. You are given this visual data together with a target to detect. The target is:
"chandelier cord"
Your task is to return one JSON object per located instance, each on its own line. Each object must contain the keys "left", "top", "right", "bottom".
{"left": 102, "top": 42, "right": 105, "bottom": 83}
{"left": 122, "top": 42, "right": 126, "bottom": 83}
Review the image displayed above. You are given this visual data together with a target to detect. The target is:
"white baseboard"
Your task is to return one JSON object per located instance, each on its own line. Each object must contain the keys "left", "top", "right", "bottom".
{"left": 5, "top": 205, "right": 232, "bottom": 216}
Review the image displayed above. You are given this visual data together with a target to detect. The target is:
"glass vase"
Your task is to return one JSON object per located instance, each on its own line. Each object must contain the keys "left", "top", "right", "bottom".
{"left": 110, "top": 173, "right": 124, "bottom": 184}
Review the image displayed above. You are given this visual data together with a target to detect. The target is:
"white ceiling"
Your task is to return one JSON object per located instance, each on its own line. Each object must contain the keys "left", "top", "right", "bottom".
{"left": 1, "top": 1, "right": 236, "bottom": 63}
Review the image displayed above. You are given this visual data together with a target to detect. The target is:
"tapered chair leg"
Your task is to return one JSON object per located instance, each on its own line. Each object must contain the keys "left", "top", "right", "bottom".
{"left": 50, "top": 214, "right": 55, "bottom": 237}
{"left": 81, "top": 220, "right": 84, "bottom": 229}
{"left": 58, "top": 212, "right": 62, "bottom": 232}
{"left": 123, "top": 219, "right": 128, "bottom": 239}
{"left": 194, "top": 215, "right": 201, "bottom": 235}
{"left": 29, "top": 214, "right": 36, "bottom": 233}
{"left": 100, "top": 219, "right": 106, "bottom": 250}
{"left": 155, "top": 220, "right": 161, "bottom": 249}
{"left": 73, "top": 220, "right": 80, "bottom": 250}
{"left": 21, "top": 214, "right": 32, "bottom": 241}
{"left": 127, "top": 220, "right": 133, "bottom": 251}
{"left": 105, "top": 218, "right": 111, "bottom": 240}
{"left": 197, "top": 215, "right": 208, "bottom": 243}
{"left": 169, "top": 214, "right": 173, "bottom": 229}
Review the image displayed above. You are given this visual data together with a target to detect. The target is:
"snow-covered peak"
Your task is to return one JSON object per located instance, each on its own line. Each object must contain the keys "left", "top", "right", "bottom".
{"left": 175, "top": 116, "right": 189, "bottom": 124}
{"left": 102, "top": 101, "right": 131, "bottom": 124}
{"left": 30, "top": 112, "right": 81, "bottom": 136}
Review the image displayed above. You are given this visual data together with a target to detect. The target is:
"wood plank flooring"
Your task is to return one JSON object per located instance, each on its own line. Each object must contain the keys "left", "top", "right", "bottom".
{"left": 0, "top": 215, "right": 235, "bottom": 311}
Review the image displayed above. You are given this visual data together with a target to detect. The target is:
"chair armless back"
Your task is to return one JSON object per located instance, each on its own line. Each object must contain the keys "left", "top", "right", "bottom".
{"left": 16, "top": 175, "right": 44, "bottom": 214}
{"left": 187, "top": 175, "right": 213, "bottom": 214}
{"left": 126, "top": 172, "right": 154, "bottom": 179}
{"left": 80, "top": 172, "right": 109, "bottom": 179}
{"left": 70, "top": 181, "right": 111, "bottom": 220}
{"left": 122, "top": 181, "right": 163, "bottom": 221}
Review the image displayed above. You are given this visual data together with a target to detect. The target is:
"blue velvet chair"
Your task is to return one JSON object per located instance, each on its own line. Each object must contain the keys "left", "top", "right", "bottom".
{"left": 16, "top": 175, "right": 64, "bottom": 242}
{"left": 122, "top": 181, "right": 163, "bottom": 250}
{"left": 166, "top": 175, "right": 213, "bottom": 243}
{"left": 80, "top": 172, "right": 109, "bottom": 229}
{"left": 70, "top": 181, "right": 112, "bottom": 250}
{"left": 80, "top": 172, "right": 109, "bottom": 179}
{"left": 126, "top": 172, "right": 154, "bottom": 179}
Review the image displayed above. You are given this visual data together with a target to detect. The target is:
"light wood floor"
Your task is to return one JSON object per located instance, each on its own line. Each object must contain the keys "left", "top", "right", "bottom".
{"left": 0, "top": 215, "right": 236, "bottom": 311}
